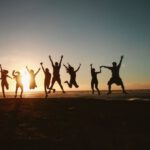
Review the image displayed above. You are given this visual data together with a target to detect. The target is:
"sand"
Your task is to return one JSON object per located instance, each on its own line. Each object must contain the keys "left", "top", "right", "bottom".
{"left": 0, "top": 90, "right": 150, "bottom": 149}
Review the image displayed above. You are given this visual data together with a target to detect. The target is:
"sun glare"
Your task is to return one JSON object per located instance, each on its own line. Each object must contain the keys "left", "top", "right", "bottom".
{"left": 21, "top": 69, "right": 30, "bottom": 92}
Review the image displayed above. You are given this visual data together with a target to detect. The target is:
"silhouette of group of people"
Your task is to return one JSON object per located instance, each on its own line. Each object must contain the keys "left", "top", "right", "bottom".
{"left": 0, "top": 55, "right": 127, "bottom": 98}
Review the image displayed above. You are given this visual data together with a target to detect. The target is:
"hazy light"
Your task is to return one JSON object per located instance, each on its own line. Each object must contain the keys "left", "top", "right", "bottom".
{"left": 20, "top": 68, "right": 30, "bottom": 92}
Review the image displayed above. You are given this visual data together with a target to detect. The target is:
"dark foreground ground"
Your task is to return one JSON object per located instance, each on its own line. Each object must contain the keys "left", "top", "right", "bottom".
{"left": 0, "top": 91, "right": 150, "bottom": 149}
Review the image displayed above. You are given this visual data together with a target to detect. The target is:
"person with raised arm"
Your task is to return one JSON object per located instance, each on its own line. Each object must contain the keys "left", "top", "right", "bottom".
{"left": 40, "top": 62, "right": 55, "bottom": 98}
{"left": 48, "top": 55, "right": 65, "bottom": 93}
{"left": 63, "top": 63, "right": 81, "bottom": 88}
{"left": 26, "top": 66, "right": 40, "bottom": 89}
{"left": 0, "top": 64, "right": 12, "bottom": 98}
{"left": 100, "top": 55, "right": 127, "bottom": 94}
{"left": 90, "top": 64, "right": 101, "bottom": 95}
{"left": 12, "top": 70, "right": 23, "bottom": 98}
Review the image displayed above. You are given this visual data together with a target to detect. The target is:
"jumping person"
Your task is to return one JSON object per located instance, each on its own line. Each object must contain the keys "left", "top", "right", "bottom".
{"left": 26, "top": 66, "right": 40, "bottom": 89}
{"left": 0, "top": 64, "right": 12, "bottom": 98}
{"left": 90, "top": 64, "right": 101, "bottom": 95}
{"left": 12, "top": 70, "right": 23, "bottom": 98}
{"left": 100, "top": 55, "right": 127, "bottom": 95}
{"left": 63, "top": 63, "right": 81, "bottom": 88}
{"left": 48, "top": 55, "right": 65, "bottom": 93}
{"left": 40, "top": 62, "right": 55, "bottom": 98}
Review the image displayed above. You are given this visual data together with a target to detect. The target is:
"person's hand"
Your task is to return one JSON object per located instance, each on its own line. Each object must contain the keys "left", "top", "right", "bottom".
{"left": 61, "top": 55, "right": 63, "bottom": 59}
{"left": 121, "top": 55, "right": 124, "bottom": 59}
{"left": 90, "top": 64, "right": 92, "bottom": 67}
{"left": 40, "top": 62, "right": 43, "bottom": 65}
{"left": 49, "top": 55, "right": 51, "bottom": 59}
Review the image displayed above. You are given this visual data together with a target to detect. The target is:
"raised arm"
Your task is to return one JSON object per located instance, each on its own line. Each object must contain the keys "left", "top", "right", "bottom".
{"left": 75, "top": 64, "right": 81, "bottom": 72}
{"left": 0, "top": 64, "right": 2, "bottom": 72}
{"left": 118, "top": 55, "right": 124, "bottom": 68}
{"left": 26, "top": 66, "right": 30, "bottom": 73}
{"left": 40, "top": 62, "right": 45, "bottom": 73}
{"left": 63, "top": 64, "right": 68, "bottom": 69}
{"left": 96, "top": 67, "right": 102, "bottom": 74}
{"left": 90, "top": 64, "right": 93, "bottom": 69}
{"left": 49, "top": 55, "right": 54, "bottom": 67}
{"left": 35, "top": 68, "right": 41, "bottom": 76}
{"left": 12, "top": 70, "right": 16, "bottom": 77}
{"left": 59, "top": 55, "right": 63, "bottom": 67}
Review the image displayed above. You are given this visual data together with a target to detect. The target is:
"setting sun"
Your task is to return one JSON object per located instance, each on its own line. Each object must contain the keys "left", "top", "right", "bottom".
{"left": 21, "top": 69, "right": 30, "bottom": 92}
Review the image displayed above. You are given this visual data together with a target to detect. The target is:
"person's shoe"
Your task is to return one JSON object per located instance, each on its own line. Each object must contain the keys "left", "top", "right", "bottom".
{"left": 123, "top": 91, "right": 128, "bottom": 94}
{"left": 62, "top": 91, "right": 66, "bottom": 93}
{"left": 53, "top": 89, "right": 56, "bottom": 93}
{"left": 64, "top": 81, "right": 68, "bottom": 83}
{"left": 47, "top": 90, "right": 51, "bottom": 94}
{"left": 107, "top": 91, "right": 111, "bottom": 95}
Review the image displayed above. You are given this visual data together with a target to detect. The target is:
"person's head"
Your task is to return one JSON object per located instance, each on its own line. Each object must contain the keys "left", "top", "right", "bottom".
{"left": 16, "top": 71, "right": 20, "bottom": 75}
{"left": 3, "top": 70, "right": 8, "bottom": 74}
{"left": 55, "top": 62, "right": 58, "bottom": 66}
{"left": 45, "top": 68, "right": 49, "bottom": 73}
{"left": 70, "top": 66, "right": 74, "bottom": 71}
{"left": 30, "top": 69, "right": 34, "bottom": 74}
{"left": 112, "top": 62, "right": 117, "bottom": 67}
{"left": 92, "top": 68, "right": 95, "bottom": 73}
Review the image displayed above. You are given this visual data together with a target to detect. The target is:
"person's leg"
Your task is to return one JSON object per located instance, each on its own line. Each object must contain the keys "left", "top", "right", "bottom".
{"left": 73, "top": 81, "right": 79, "bottom": 88}
{"left": 2, "top": 83, "right": 5, "bottom": 98}
{"left": 49, "top": 78, "right": 56, "bottom": 90}
{"left": 57, "top": 78, "right": 65, "bottom": 93}
{"left": 91, "top": 81, "right": 94, "bottom": 94}
{"left": 95, "top": 82, "right": 100, "bottom": 95}
{"left": 44, "top": 81, "right": 48, "bottom": 98}
{"left": 64, "top": 80, "right": 72, "bottom": 88}
{"left": 15, "top": 85, "right": 18, "bottom": 98}
{"left": 107, "top": 81, "right": 112, "bottom": 95}
{"left": 121, "top": 82, "right": 127, "bottom": 94}
{"left": 20, "top": 85, "right": 23, "bottom": 98}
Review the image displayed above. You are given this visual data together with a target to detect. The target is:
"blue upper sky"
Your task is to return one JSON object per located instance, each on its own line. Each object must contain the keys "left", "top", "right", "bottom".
{"left": 0, "top": 0, "right": 150, "bottom": 90}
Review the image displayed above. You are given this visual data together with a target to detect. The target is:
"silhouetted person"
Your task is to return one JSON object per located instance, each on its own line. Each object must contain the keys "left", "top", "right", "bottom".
{"left": 63, "top": 63, "right": 81, "bottom": 88}
{"left": 90, "top": 64, "right": 101, "bottom": 95}
{"left": 12, "top": 70, "right": 23, "bottom": 98}
{"left": 48, "top": 55, "right": 65, "bottom": 93}
{"left": 0, "top": 64, "right": 12, "bottom": 98}
{"left": 40, "top": 62, "right": 55, "bottom": 98}
{"left": 26, "top": 66, "right": 40, "bottom": 89}
{"left": 100, "top": 55, "right": 127, "bottom": 94}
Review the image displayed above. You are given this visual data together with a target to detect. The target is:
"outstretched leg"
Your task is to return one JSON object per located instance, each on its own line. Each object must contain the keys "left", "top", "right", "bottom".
{"left": 15, "top": 85, "right": 18, "bottom": 98}
{"left": 64, "top": 81, "right": 72, "bottom": 88}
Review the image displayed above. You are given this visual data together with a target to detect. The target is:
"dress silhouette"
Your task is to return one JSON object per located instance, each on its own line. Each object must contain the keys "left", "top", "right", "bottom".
{"left": 48, "top": 55, "right": 65, "bottom": 93}
{"left": 90, "top": 64, "right": 101, "bottom": 95}
{"left": 101, "top": 55, "right": 127, "bottom": 94}
{"left": 63, "top": 63, "right": 81, "bottom": 88}
{"left": 0, "top": 64, "right": 12, "bottom": 98}
{"left": 12, "top": 70, "right": 23, "bottom": 98}
{"left": 40, "top": 62, "right": 55, "bottom": 98}
{"left": 26, "top": 66, "right": 40, "bottom": 89}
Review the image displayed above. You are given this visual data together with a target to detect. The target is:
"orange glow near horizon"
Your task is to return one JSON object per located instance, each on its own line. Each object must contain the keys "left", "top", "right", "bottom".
{"left": 20, "top": 69, "right": 30, "bottom": 92}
